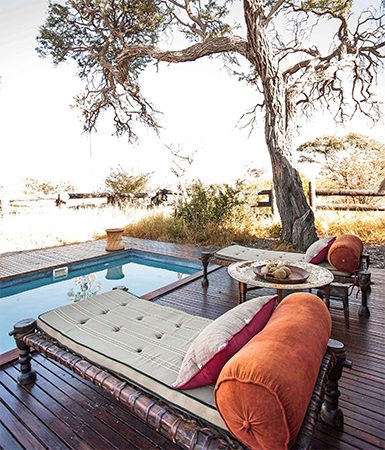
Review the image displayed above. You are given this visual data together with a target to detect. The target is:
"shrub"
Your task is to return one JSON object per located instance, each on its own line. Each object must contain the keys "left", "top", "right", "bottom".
{"left": 175, "top": 180, "right": 247, "bottom": 228}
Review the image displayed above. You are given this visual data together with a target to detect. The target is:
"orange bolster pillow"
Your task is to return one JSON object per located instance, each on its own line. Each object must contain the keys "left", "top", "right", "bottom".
{"left": 215, "top": 293, "right": 331, "bottom": 450}
{"left": 327, "top": 234, "right": 363, "bottom": 273}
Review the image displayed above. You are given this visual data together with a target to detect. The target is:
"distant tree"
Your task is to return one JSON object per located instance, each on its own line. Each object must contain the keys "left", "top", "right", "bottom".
{"left": 104, "top": 167, "right": 151, "bottom": 196}
{"left": 298, "top": 133, "right": 385, "bottom": 202}
{"left": 37, "top": 0, "right": 385, "bottom": 249}
{"left": 24, "top": 178, "right": 75, "bottom": 195}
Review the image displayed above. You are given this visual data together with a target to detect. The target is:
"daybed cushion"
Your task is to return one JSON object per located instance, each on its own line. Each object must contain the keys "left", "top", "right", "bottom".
{"left": 327, "top": 234, "right": 363, "bottom": 273}
{"left": 305, "top": 237, "right": 336, "bottom": 264}
{"left": 37, "top": 290, "right": 272, "bottom": 430}
{"left": 173, "top": 295, "right": 276, "bottom": 389}
{"left": 215, "top": 292, "right": 332, "bottom": 450}
{"left": 37, "top": 290, "right": 226, "bottom": 427}
{"left": 215, "top": 244, "right": 352, "bottom": 277}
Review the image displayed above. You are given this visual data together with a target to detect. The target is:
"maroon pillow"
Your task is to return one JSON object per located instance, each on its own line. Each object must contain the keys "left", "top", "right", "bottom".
{"left": 305, "top": 237, "right": 336, "bottom": 264}
{"left": 173, "top": 295, "right": 276, "bottom": 389}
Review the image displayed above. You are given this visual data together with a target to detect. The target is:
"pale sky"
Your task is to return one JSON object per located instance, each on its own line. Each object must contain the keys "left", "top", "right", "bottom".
{"left": 1, "top": 0, "right": 384, "bottom": 192}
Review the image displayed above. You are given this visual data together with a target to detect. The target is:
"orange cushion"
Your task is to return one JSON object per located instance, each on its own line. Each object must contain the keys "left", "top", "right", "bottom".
{"left": 327, "top": 234, "right": 363, "bottom": 272}
{"left": 215, "top": 293, "right": 331, "bottom": 450}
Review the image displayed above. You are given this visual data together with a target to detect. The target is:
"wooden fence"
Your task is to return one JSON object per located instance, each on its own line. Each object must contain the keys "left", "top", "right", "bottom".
{"left": 2, "top": 186, "right": 384, "bottom": 217}
{"left": 0, "top": 189, "right": 176, "bottom": 216}
{"left": 253, "top": 183, "right": 385, "bottom": 214}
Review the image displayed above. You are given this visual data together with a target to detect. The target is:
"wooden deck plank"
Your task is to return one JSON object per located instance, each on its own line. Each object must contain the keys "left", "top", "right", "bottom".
{"left": 31, "top": 355, "right": 181, "bottom": 450}
{"left": 0, "top": 399, "right": 46, "bottom": 450}
{"left": 0, "top": 369, "right": 89, "bottom": 450}
{"left": 24, "top": 357, "right": 156, "bottom": 450}
{"left": 2, "top": 365, "right": 110, "bottom": 450}
{"left": 1, "top": 239, "right": 384, "bottom": 449}
{"left": 0, "top": 421, "right": 24, "bottom": 450}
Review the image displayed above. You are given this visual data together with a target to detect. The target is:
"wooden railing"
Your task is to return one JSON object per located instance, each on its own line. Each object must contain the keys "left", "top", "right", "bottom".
{"left": 0, "top": 190, "right": 176, "bottom": 215}
{"left": 252, "top": 184, "right": 385, "bottom": 214}
{"left": 308, "top": 182, "right": 385, "bottom": 212}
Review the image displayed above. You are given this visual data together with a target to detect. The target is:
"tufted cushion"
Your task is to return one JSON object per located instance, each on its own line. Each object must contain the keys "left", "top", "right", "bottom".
{"left": 37, "top": 290, "right": 226, "bottom": 429}
{"left": 305, "top": 237, "right": 336, "bottom": 264}
{"left": 327, "top": 234, "right": 363, "bottom": 273}
{"left": 173, "top": 295, "right": 276, "bottom": 390}
{"left": 215, "top": 292, "right": 331, "bottom": 450}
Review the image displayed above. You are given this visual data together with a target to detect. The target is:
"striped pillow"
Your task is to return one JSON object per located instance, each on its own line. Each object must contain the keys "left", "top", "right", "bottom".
{"left": 172, "top": 295, "right": 276, "bottom": 390}
{"left": 305, "top": 237, "right": 336, "bottom": 264}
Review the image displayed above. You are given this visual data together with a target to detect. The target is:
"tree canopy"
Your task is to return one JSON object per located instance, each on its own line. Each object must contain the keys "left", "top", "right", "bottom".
{"left": 37, "top": 0, "right": 385, "bottom": 249}
{"left": 104, "top": 167, "right": 151, "bottom": 195}
{"left": 298, "top": 133, "right": 385, "bottom": 194}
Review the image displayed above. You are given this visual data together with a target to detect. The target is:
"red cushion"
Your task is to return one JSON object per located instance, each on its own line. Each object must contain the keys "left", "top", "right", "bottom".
{"left": 327, "top": 234, "right": 363, "bottom": 272}
{"left": 173, "top": 296, "right": 276, "bottom": 389}
{"left": 215, "top": 293, "right": 331, "bottom": 449}
{"left": 305, "top": 237, "right": 336, "bottom": 264}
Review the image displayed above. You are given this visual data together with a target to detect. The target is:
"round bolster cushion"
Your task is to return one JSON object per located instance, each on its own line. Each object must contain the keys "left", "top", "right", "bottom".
{"left": 327, "top": 234, "right": 363, "bottom": 273}
{"left": 214, "top": 293, "right": 331, "bottom": 450}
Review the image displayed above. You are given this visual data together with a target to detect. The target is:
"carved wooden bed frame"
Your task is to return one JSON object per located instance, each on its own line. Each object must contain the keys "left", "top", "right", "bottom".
{"left": 10, "top": 318, "right": 350, "bottom": 450}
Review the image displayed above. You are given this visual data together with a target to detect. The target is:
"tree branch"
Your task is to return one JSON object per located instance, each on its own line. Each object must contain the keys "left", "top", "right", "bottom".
{"left": 116, "top": 36, "right": 248, "bottom": 67}
{"left": 265, "top": 0, "right": 286, "bottom": 25}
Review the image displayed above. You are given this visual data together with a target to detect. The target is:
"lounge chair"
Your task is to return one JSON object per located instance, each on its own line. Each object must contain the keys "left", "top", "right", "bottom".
{"left": 215, "top": 242, "right": 371, "bottom": 317}
{"left": 10, "top": 289, "right": 348, "bottom": 450}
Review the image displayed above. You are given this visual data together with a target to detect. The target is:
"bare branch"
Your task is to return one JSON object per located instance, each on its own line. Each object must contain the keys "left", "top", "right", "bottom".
{"left": 265, "top": 0, "right": 286, "bottom": 24}
{"left": 116, "top": 36, "right": 248, "bottom": 67}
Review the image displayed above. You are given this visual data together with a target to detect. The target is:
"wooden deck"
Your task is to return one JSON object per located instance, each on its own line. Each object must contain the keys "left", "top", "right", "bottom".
{"left": 1, "top": 239, "right": 384, "bottom": 449}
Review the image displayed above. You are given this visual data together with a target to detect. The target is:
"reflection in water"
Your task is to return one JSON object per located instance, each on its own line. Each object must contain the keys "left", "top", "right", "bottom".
{"left": 105, "top": 265, "right": 125, "bottom": 280}
{"left": 67, "top": 274, "right": 101, "bottom": 303}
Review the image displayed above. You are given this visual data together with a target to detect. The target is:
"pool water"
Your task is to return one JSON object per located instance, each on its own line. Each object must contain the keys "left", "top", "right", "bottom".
{"left": 0, "top": 251, "right": 201, "bottom": 353}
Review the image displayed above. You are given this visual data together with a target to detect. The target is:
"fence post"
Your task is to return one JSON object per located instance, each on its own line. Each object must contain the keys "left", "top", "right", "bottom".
{"left": 309, "top": 180, "right": 317, "bottom": 212}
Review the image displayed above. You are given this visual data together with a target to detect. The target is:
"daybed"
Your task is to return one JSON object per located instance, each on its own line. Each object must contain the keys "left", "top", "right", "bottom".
{"left": 215, "top": 237, "right": 371, "bottom": 317}
{"left": 11, "top": 289, "right": 349, "bottom": 450}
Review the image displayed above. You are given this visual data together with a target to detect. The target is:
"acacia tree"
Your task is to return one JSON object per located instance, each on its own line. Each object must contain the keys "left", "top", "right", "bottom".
{"left": 37, "top": 0, "right": 385, "bottom": 250}
{"left": 298, "top": 133, "right": 385, "bottom": 198}
{"left": 104, "top": 167, "right": 151, "bottom": 195}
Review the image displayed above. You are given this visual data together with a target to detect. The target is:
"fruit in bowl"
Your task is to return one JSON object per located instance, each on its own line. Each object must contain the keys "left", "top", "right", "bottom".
{"left": 259, "top": 261, "right": 292, "bottom": 279}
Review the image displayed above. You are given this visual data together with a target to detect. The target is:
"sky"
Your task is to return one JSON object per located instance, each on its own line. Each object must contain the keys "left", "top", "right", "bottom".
{"left": 0, "top": 0, "right": 384, "bottom": 193}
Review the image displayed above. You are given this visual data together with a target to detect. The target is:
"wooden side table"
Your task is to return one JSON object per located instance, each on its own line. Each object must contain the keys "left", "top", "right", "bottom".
{"left": 105, "top": 228, "right": 125, "bottom": 251}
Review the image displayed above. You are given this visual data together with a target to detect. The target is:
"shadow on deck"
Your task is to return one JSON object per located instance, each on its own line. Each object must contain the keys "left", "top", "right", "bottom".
{"left": 0, "top": 239, "right": 384, "bottom": 449}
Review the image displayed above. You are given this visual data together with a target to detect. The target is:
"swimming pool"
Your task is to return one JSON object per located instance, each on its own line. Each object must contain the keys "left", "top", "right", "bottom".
{"left": 0, "top": 251, "right": 202, "bottom": 354}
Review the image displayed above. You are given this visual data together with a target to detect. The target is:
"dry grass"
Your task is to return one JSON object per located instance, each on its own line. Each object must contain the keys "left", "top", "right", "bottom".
{"left": 315, "top": 210, "right": 385, "bottom": 244}
{"left": 122, "top": 212, "right": 281, "bottom": 247}
{"left": 1, "top": 206, "right": 384, "bottom": 254}
{"left": 0, "top": 205, "right": 167, "bottom": 253}
{"left": 123, "top": 209, "right": 385, "bottom": 247}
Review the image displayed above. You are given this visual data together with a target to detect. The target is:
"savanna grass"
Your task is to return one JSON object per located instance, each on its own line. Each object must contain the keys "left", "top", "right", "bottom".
{"left": 122, "top": 212, "right": 282, "bottom": 247}
{"left": 122, "top": 209, "right": 385, "bottom": 247}
{"left": 315, "top": 210, "right": 385, "bottom": 243}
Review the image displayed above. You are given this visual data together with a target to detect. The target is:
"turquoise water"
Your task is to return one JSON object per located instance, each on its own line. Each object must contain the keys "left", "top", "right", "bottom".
{"left": 0, "top": 252, "right": 201, "bottom": 353}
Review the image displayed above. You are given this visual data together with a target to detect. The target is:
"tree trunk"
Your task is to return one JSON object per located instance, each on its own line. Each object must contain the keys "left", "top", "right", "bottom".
{"left": 270, "top": 150, "right": 318, "bottom": 251}
{"left": 243, "top": 0, "right": 318, "bottom": 251}
{"left": 264, "top": 86, "right": 318, "bottom": 251}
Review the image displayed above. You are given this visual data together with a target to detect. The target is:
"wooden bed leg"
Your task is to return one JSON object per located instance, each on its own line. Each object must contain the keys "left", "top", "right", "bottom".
{"left": 357, "top": 271, "right": 371, "bottom": 317}
{"left": 200, "top": 251, "right": 212, "bottom": 287}
{"left": 9, "top": 319, "right": 37, "bottom": 385}
{"left": 321, "top": 340, "right": 350, "bottom": 429}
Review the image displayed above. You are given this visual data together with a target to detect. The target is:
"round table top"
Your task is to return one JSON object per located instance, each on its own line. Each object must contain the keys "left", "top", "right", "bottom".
{"left": 228, "top": 260, "right": 334, "bottom": 290}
